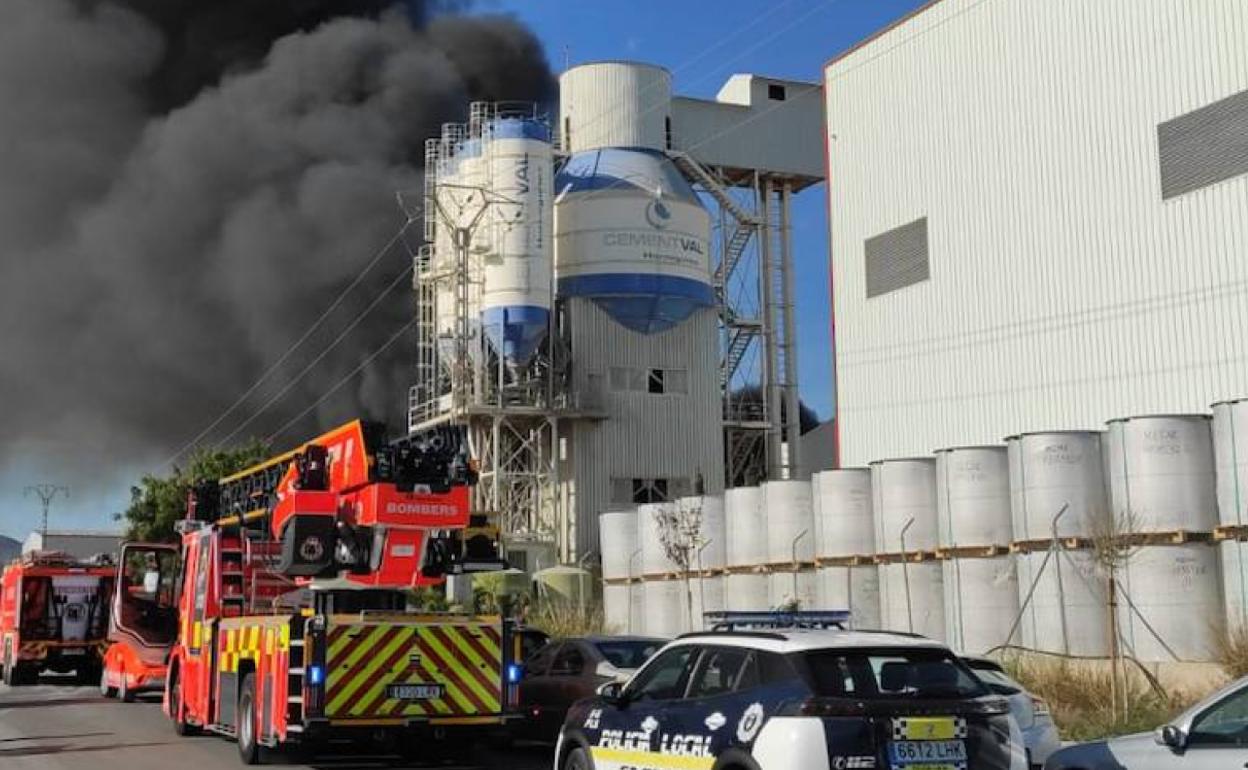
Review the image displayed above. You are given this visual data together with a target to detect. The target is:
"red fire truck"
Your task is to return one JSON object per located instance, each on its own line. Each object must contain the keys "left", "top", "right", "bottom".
{"left": 164, "top": 419, "right": 516, "bottom": 764}
{"left": 0, "top": 551, "right": 115, "bottom": 686}
{"left": 99, "top": 541, "right": 180, "bottom": 701}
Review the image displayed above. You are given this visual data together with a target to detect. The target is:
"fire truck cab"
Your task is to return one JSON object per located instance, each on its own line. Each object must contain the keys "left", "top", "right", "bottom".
{"left": 100, "top": 542, "right": 181, "bottom": 701}
{"left": 0, "top": 552, "right": 115, "bottom": 686}
{"left": 164, "top": 420, "right": 517, "bottom": 764}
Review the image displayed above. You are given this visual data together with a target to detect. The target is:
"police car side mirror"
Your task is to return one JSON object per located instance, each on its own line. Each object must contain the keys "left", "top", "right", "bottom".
{"left": 1157, "top": 725, "right": 1187, "bottom": 752}
{"left": 597, "top": 681, "right": 626, "bottom": 706}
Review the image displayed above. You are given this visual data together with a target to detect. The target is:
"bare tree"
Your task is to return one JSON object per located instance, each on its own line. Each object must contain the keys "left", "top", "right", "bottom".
{"left": 654, "top": 498, "right": 706, "bottom": 630}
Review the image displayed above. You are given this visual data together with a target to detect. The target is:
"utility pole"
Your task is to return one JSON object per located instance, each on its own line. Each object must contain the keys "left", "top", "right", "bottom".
{"left": 24, "top": 484, "right": 69, "bottom": 541}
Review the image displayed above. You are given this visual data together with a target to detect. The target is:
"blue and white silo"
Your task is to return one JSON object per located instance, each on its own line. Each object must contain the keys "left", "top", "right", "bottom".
{"left": 553, "top": 147, "right": 713, "bottom": 334}
{"left": 481, "top": 117, "right": 553, "bottom": 366}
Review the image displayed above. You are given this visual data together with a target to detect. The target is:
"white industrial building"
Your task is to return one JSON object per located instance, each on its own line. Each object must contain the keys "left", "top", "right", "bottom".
{"left": 824, "top": 0, "right": 1248, "bottom": 466}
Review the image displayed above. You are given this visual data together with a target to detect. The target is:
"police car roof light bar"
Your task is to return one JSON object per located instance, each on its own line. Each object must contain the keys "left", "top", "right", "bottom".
{"left": 702, "top": 610, "right": 851, "bottom": 632}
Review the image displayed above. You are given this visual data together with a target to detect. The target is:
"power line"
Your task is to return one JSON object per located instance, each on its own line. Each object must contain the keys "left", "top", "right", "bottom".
{"left": 212, "top": 260, "right": 416, "bottom": 450}
{"left": 24, "top": 484, "right": 69, "bottom": 540}
{"left": 264, "top": 317, "right": 418, "bottom": 444}
{"left": 155, "top": 217, "right": 416, "bottom": 470}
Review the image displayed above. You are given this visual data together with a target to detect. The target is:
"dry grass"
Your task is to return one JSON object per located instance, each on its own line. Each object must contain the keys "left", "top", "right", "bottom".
{"left": 1005, "top": 658, "right": 1198, "bottom": 742}
{"left": 526, "top": 599, "right": 610, "bottom": 638}
{"left": 1213, "top": 623, "right": 1248, "bottom": 679}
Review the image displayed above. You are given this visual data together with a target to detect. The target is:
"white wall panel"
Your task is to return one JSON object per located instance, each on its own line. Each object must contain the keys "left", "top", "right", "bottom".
{"left": 826, "top": 0, "right": 1248, "bottom": 467}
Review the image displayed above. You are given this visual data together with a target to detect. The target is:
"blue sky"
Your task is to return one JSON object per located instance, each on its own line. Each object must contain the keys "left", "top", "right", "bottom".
{"left": 481, "top": 0, "right": 930, "bottom": 420}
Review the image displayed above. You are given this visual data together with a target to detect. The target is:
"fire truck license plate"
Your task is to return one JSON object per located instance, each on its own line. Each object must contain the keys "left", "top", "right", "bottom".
{"left": 386, "top": 684, "right": 444, "bottom": 700}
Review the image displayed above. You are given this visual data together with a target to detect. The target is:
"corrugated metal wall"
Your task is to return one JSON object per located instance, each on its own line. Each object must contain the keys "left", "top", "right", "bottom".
{"left": 825, "top": 0, "right": 1248, "bottom": 466}
{"left": 561, "top": 299, "right": 725, "bottom": 556}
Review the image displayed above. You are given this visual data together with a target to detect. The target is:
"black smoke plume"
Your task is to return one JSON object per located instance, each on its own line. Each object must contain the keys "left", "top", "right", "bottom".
{"left": 0, "top": 0, "right": 552, "bottom": 529}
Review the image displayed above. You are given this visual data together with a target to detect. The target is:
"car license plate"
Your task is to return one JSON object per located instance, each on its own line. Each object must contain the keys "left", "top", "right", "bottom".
{"left": 386, "top": 684, "right": 443, "bottom": 701}
{"left": 888, "top": 740, "right": 967, "bottom": 766}
{"left": 61, "top": 648, "right": 85, "bottom": 656}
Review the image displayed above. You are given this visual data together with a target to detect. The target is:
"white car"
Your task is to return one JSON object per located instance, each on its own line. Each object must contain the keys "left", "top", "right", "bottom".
{"left": 1045, "top": 674, "right": 1248, "bottom": 770}
{"left": 554, "top": 611, "right": 1028, "bottom": 770}
{"left": 962, "top": 656, "right": 1061, "bottom": 769}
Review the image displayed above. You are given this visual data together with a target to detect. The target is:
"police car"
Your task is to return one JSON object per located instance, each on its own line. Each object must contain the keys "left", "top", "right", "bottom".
{"left": 553, "top": 612, "right": 1026, "bottom": 770}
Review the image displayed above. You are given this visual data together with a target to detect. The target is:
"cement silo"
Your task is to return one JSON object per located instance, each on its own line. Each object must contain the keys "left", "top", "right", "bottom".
{"left": 1214, "top": 399, "right": 1248, "bottom": 628}
{"left": 1007, "top": 432, "right": 1109, "bottom": 656}
{"left": 1105, "top": 415, "right": 1221, "bottom": 662}
{"left": 813, "top": 469, "right": 880, "bottom": 628}
{"left": 555, "top": 61, "right": 724, "bottom": 558}
{"left": 724, "top": 486, "right": 769, "bottom": 611}
{"left": 481, "top": 115, "right": 553, "bottom": 367}
{"left": 936, "top": 446, "right": 1019, "bottom": 654}
{"left": 872, "top": 458, "right": 944, "bottom": 640}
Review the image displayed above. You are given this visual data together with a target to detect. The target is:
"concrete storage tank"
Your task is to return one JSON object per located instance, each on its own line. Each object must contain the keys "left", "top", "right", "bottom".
{"left": 629, "top": 582, "right": 645, "bottom": 634}
{"left": 1106, "top": 415, "right": 1220, "bottom": 662}
{"left": 936, "top": 446, "right": 1019, "bottom": 654}
{"left": 644, "top": 579, "right": 688, "bottom": 638}
{"left": 679, "top": 495, "right": 726, "bottom": 572}
{"left": 1007, "top": 432, "right": 1109, "bottom": 656}
{"left": 1105, "top": 415, "right": 1217, "bottom": 533}
{"left": 872, "top": 459, "right": 944, "bottom": 640}
{"left": 599, "top": 509, "right": 638, "bottom": 581}
{"left": 765, "top": 481, "right": 815, "bottom": 565}
{"left": 1116, "top": 544, "right": 1221, "bottom": 661}
{"left": 725, "top": 486, "right": 769, "bottom": 611}
{"left": 638, "top": 502, "right": 680, "bottom": 575}
{"left": 603, "top": 582, "right": 630, "bottom": 632}
{"left": 1214, "top": 399, "right": 1248, "bottom": 627}
{"left": 481, "top": 115, "right": 553, "bottom": 366}
{"left": 769, "top": 570, "right": 818, "bottom": 609}
{"left": 813, "top": 469, "right": 880, "bottom": 628}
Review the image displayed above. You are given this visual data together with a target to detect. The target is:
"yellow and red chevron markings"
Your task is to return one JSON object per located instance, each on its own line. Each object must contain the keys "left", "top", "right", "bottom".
{"left": 324, "top": 621, "right": 503, "bottom": 719}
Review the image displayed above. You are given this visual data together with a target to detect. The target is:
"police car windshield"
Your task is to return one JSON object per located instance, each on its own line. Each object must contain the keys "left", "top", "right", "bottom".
{"left": 594, "top": 640, "right": 663, "bottom": 670}
{"left": 798, "top": 648, "right": 989, "bottom": 700}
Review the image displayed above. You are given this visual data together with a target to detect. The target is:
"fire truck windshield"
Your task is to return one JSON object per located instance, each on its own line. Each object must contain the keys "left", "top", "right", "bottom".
{"left": 116, "top": 546, "right": 179, "bottom": 647}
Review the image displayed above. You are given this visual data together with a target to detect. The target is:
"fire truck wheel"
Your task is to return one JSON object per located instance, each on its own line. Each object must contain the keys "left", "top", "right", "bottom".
{"left": 0, "top": 654, "right": 11, "bottom": 687}
{"left": 238, "top": 672, "right": 262, "bottom": 765}
{"left": 169, "top": 668, "right": 201, "bottom": 736}
{"left": 120, "top": 671, "right": 136, "bottom": 703}
{"left": 98, "top": 666, "right": 116, "bottom": 697}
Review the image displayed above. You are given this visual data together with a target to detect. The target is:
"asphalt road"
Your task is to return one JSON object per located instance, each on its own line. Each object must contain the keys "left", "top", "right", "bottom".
{"left": 0, "top": 675, "right": 552, "bottom": 770}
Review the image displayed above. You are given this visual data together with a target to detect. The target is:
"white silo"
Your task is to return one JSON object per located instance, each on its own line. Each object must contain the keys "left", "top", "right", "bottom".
{"left": 1214, "top": 399, "right": 1248, "bottom": 627}
{"left": 872, "top": 458, "right": 945, "bottom": 641}
{"left": 1106, "top": 415, "right": 1221, "bottom": 662}
{"left": 1007, "top": 432, "right": 1109, "bottom": 656}
{"left": 936, "top": 446, "right": 1019, "bottom": 654}
{"left": 481, "top": 115, "right": 553, "bottom": 367}
{"left": 725, "top": 486, "right": 769, "bottom": 611}
{"left": 813, "top": 469, "right": 880, "bottom": 628}
{"left": 556, "top": 61, "right": 724, "bottom": 558}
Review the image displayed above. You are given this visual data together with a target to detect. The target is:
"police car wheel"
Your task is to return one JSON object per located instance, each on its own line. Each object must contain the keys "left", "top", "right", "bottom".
{"left": 563, "top": 747, "right": 593, "bottom": 770}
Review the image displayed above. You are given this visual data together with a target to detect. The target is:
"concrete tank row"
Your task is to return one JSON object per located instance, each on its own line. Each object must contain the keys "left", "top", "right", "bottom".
{"left": 602, "top": 407, "right": 1248, "bottom": 662}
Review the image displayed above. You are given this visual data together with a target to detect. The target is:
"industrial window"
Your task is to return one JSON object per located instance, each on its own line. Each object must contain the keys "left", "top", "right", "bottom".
{"left": 610, "top": 477, "right": 690, "bottom": 505}
{"left": 610, "top": 366, "right": 687, "bottom": 394}
{"left": 768, "top": 83, "right": 786, "bottom": 101}
{"left": 1158, "top": 88, "right": 1248, "bottom": 200}
{"left": 865, "top": 217, "right": 930, "bottom": 299}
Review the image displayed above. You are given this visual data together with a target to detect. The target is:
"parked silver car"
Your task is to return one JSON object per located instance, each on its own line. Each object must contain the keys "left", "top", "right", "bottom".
{"left": 963, "top": 656, "right": 1062, "bottom": 769}
{"left": 1045, "top": 674, "right": 1248, "bottom": 770}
